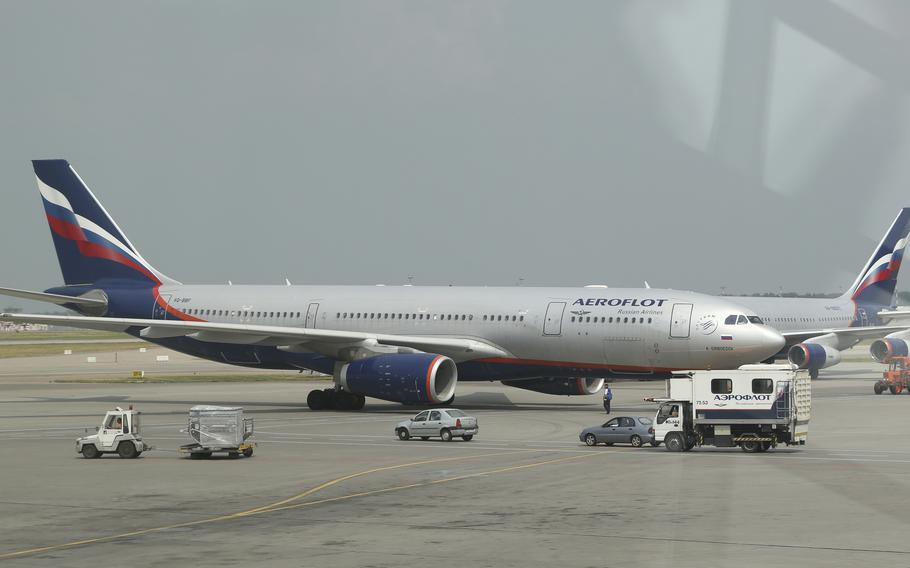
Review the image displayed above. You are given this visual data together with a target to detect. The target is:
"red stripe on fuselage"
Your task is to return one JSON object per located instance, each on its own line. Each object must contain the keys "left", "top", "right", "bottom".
{"left": 474, "top": 357, "right": 675, "bottom": 373}
{"left": 154, "top": 289, "right": 204, "bottom": 322}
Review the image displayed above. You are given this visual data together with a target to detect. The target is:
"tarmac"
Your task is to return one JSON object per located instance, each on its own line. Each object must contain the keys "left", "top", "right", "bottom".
{"left": 1, "top": 350, "right": 908, "bottom": 567}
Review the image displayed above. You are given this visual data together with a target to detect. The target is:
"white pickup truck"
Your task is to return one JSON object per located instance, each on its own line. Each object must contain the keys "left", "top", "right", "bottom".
{"left": 650, "top": 365, "right": 810, "bottom": 453}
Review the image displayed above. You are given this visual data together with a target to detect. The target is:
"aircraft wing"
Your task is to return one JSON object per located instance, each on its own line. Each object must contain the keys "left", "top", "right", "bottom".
{"left": 781, "top": 325, "right": 910, "bottom": 347}
{"left": 0, "top": 313, "right": 511, "bottom": 362}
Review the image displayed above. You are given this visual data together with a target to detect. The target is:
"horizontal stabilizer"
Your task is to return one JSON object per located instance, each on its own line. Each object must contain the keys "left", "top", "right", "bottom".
{"left": 0, "top": 286, "right": 107, "bottom": 307}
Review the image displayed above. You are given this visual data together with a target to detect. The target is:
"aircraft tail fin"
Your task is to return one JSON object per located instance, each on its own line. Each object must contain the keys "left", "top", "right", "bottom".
{"left": 844, "top": 208, "right": 910, "bottom": 307}
{"left": 32, "top": 159, "right": 178, "bottom": 287}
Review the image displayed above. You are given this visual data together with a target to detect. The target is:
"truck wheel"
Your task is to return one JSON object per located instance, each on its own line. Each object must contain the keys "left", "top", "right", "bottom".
{"left": 890, "top": 384, "right": 899, "bottom": 395}
{"left": 759, "top": 441, "right": 772, "bottom": 452}
{"left": 242, "top": 448, "right": 254, "bottom": 458}
{"left": 740, "top": 440, "right": 761, "bottom": 453}
{"left": 81, "top": 444, "right": 101, "bottom": 459}
{"left": 630, "top": 434, "right": 643, "bottom": 447}
{"left": 650, "top": 440, "right": 661, "bottom": 447}
{"left": 440, "top": 428, "right": 453, "bottom": 442}
{"left": 665, "top": 433, "right": 684, "bottom": 452}
{"left": 462, "top": 435, "right": 474, "bottom": 441}
{"left": 117, "top": 441, "right": 138, "bottom": 459}
{"left": 584, "top": 433, "right": 597, "bottom": 446}
{"left": 397, "top": 428, "right": 410, "bottom": 441}
{"left": 190, "top": 451, "right": 213, "bottom": 459}
{"left": 874, "top": 382, "right": 885, "bottom": 395}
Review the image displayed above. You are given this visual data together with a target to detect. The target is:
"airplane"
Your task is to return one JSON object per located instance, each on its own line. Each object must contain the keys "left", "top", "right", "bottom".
{"left": 723, "top": 208, "right": 910, "bottom": 377}
{"left": 0, "top": 160, "right": 784, "bottom": 410}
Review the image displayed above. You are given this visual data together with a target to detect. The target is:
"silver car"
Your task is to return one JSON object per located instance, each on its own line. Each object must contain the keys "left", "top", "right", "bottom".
{"left": 396, "top": 408, "right": 478, "bottom": 442}
{"left": 579, "top": 416, "right": 656, "bottom": 447}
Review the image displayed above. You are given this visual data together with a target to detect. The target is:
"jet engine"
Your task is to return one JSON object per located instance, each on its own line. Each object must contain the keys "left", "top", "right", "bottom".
{"left": 870, "top": 330, "right": 910, "bottom": 362}
{"left": 788, "top": 343, "right": 841, "bottom": 374}
{"left": 338, "top": 353, "right": 457, "bottom": 405}
{"left": 502, "top": 377, "right": 605, "bottom": 396}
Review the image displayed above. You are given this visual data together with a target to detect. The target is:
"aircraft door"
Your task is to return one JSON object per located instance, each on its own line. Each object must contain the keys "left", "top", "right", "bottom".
{"left": 669, "top": 303, "right": 693, "bottom": 338}
{"left": 153, "top": 294, "right": 171, "bottom": 320}
{"left": 305, "top": 303, "right": 320, "bottom": 328}
{"left": 543, "top": 302, "right": 566, "bottom": 336}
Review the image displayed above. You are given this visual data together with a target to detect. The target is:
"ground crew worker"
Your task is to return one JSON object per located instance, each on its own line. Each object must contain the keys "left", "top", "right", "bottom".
{"left": 603, "top": 384, "right": 613, "bottom": 414}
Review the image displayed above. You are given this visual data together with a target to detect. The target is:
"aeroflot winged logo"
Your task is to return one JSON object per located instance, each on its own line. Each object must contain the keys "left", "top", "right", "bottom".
{"left": 573, "top": 298, "right": 668, "bottom": 307}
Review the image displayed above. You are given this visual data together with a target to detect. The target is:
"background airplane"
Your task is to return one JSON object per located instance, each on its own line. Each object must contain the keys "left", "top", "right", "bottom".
{"left": 725, "top": 208, "right": 910, "bottom": 377}
{"left": 0, "top": 160, "right": 784, "bottom": 410}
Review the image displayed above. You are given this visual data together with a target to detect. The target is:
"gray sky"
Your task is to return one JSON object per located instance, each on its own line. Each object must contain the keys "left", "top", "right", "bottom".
{"left": 2, "top": 1, "right": 910, "bottom": 310}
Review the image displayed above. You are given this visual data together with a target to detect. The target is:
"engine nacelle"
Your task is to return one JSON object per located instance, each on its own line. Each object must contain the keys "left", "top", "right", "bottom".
{"left": 502, "top": 377, "right": 605, "bottom": 396}
{"left": 338, "top": 353, "right": 457, "bottom": 404}
{"left": 788, "top": 343, "right": 841, "bottom": 371}
{"left": 870, "top": 330, "right": 910, "bottom": 362}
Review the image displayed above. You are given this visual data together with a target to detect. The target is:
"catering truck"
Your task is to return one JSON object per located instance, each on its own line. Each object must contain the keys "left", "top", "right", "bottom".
{"left": 649, "top": 365, "right": 810, "bottom": 453}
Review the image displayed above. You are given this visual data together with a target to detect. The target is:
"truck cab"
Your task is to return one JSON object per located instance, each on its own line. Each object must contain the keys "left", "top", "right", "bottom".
{"left": 76, "top": 407, "right": 149, "bottom": 459}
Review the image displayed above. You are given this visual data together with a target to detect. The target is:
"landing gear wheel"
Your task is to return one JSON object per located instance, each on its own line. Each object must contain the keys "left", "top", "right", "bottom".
{"left": 810, "top": 369, "right": 819, "bottom": 380}
{"left": 334, "top": 391, "right": 353, "bottom": 411}
{"left": 397, "top": 428, "right": 410, "bottom": 441}
{"left": 665, "top": 433, "right": 684, "bottom": 452}
{"left": 307, "top": 389, "right": 327, "bottom": 410}
{"left": 81, "top": 444, "right": 100, "bottom": 459}
{"left": 462, "top": 435, "right": 474, "bottom": 441}
{"left": 440, "top": 428, "right": 453, "bottom": 442}
{"left": 351, "top": 394, "right": 366, "bottom": 410}
{"left": 117, "top": 441, "right": 138, "bottom": 459}
{"left": 874, "top": 382, "right": 886, "bottom": 395}
{"left": 584, "top": 433, "right": 597, "bottom": 446}
{"left": 242, "top": 448, "right": 254, "bottom": 458}
{"left": 740, "top": 439, "right": 761, "bottom": 453}
{"left": 630, "top": 434, "right": 643, "bottom": 447}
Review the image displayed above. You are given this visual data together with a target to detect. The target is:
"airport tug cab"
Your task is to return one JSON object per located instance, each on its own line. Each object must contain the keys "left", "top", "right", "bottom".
{"left": 76, "top": 406, "right": 150, "bottom": 459}
{"left": 874, "top": 356, "right": 910, "bottom": 395}
{"left": 649, "top": 365, "right": 810, "bottom": 453}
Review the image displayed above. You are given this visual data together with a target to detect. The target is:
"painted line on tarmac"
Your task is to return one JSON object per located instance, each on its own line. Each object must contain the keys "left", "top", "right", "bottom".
{"left": 0, "top": 449, "right": 591, "bottom": 560}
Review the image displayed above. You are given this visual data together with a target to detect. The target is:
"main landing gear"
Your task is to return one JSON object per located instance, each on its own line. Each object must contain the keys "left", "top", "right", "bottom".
{"left": 307, "top": 388, "right": 366, "bottom": 411}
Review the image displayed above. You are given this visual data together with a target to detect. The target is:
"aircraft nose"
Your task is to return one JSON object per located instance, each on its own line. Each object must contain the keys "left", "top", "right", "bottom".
{"left": 746, "top": 325, "right": 786, "bottom": 361}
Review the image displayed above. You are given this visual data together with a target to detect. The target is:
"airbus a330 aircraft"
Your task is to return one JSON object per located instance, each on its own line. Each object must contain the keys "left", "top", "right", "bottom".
{"left": 727, "top": 208, "right": 910, "bottom": 377}
{"left": 0, "top": 160, "right": 784, "bottom": 410}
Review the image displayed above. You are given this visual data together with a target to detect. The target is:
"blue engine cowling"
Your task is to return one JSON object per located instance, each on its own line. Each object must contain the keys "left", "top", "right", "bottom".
{"left": 502, "top": 377, "right": 605, "bottom": 396}
{"left": 338, "top": 353, "right": 457, "bottom": 404}
{"left": 870, "top": 337, "right": 910, "bottom": 362}
{"left": 788, "top": 343, "right": 841, "bottom": 371}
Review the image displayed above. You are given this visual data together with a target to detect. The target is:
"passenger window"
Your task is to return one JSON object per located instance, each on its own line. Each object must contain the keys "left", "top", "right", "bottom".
{"left": 648, "top": 318, "right": 652, "bottom": 323}
{"left": 429, "top": 411, "right": 441, "bottom": 421}
{"left": 604, "top": 418, "right": 620, "bottom": 427}
{"left": 414, "top": 411, "right": 429, "bottom": 421}
{"left": 724, "top": 315, "right": 737, "bottom": 325}
{"left": 711, "top": 378, "right": 733, "bottom": 394}
{"left": 737, "top": 315, "right": 748, "bottom": 325}
{"left": 752, "top": 378, "right": 773, "bottom": 394}
{"left": 619, "top": 417, "right": 635, "bottom": 427}
{"left": 512, "top": 315, "right": 516, "bottom": 321}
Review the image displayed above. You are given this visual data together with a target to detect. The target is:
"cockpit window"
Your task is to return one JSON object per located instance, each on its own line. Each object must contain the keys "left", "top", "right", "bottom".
{"left": 736, "top": 315, "right": 748, "bottom": 325}
{"left": 748, "top": 316, "right": 763, "bottom": 324}
{"left": 724, "top": 315, "right": 737, "bottom": 325}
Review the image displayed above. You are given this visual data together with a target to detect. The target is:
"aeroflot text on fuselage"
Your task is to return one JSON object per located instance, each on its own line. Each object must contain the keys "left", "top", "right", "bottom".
{"left": 713, "top": 394, "right": 773, "bottom": 402}
{"left": 573, "top": 298, "right": 669, "bottom": 307}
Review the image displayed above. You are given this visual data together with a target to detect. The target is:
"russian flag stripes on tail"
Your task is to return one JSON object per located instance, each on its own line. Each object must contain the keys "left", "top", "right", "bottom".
{"left": 32, "top": 160, "right": 178, "bottom": 287}
{"left": 846, "top": 208, "right": 910, "bottom": 309}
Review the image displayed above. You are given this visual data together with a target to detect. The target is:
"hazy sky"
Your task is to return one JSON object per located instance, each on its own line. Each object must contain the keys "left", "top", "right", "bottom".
{"left": 3, "top": 1, "right": 910, "bottom": 310}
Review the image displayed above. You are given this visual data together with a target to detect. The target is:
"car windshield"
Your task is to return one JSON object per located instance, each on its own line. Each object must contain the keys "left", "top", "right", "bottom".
{"left": 637, "top": 417, "right": 652, "bottom": 425}
{"left": 446, "top": 409, "right": 467, "bottom": 417}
